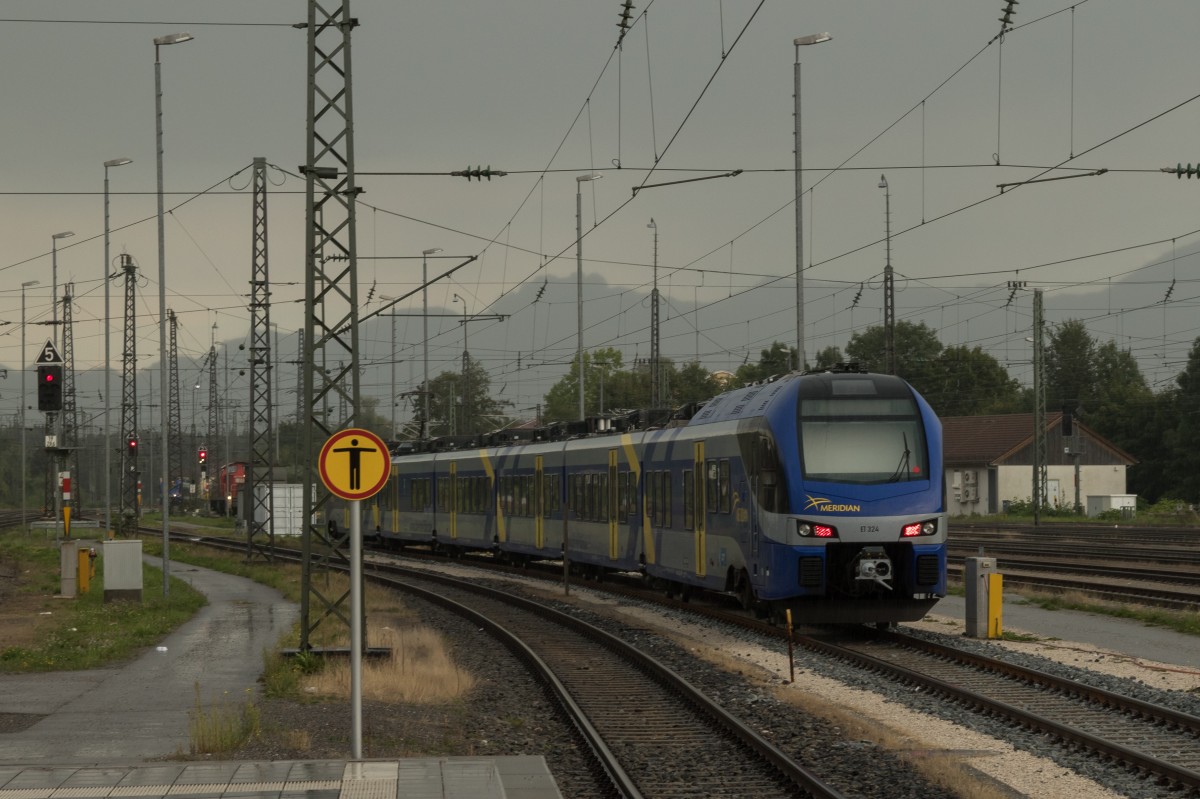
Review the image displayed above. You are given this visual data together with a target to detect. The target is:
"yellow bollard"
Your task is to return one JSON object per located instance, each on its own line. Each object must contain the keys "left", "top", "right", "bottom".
{"left": 987, "top": 572, "right": 1004, "bottom": 639}
{"left": 77, "top": 547, "right": 90, "bottom": 594}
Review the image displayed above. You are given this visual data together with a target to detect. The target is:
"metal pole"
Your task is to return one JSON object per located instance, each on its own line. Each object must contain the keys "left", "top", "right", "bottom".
{"left": 793, "top": 33, "right": 831, "bottom": 372}
{"left": 350, "top": 498, "right": 363, "bottom": 759}
{"left": 793, "top": 48, "right": 804, "bottom": 372}
{"left": 155, "top": 44, "right": 170, "bottom": 594}
{"left": 880, "top": 174, "right": 896, "bottom": 376}
{"left": 648, "top": 219, "right": 659, "bottom": 407}
{"left": 576, "top": 184, "right": 585, "bottom": 421}
{"left": 21, "top": 280, "right": 38, "bottom": 528}
{"left": 422, "top": 254, "right": 429, "bottom": 438}
{"left": 389, "top": 312, "right": 396, "bottom": 439}
{"left": 153, "top": 31, "right": 191, "bottom": 591}
{"left": 574, "top": 174, "right": 601, "bottom": 421}
{"left": 104, "top": 169, "right": 113, "bottom": 537}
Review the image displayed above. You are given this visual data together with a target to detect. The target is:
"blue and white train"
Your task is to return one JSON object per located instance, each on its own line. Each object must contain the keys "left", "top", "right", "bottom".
{"left": 363, "top": 366, "right": 946, "bottom": 624}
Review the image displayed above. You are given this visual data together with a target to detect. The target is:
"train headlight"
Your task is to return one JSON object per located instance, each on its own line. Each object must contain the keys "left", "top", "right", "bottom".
{"left": 901, "top": 519, "right": 939, "bottom": 538}
{"left": 798, "top": 521, "right": 837, "bottom": 538}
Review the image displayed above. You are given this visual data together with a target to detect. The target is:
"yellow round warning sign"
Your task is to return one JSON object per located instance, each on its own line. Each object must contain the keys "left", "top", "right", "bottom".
{"left": 318, "top": 428, "right": 392, "bottom": 501}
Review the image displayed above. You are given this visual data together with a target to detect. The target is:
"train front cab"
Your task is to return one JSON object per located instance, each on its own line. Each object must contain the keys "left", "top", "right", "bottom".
{"left": 748, "top": 373, "right": 948, "bottom": 624}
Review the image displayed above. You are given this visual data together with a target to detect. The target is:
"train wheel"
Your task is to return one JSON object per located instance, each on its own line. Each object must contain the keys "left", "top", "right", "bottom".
{"left": 738, "top": 578, "right": 757, "bottom": 612}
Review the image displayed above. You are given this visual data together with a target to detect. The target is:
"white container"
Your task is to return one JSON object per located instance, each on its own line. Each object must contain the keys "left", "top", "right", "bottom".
{"left": 252, "top": 483, "right": 314, "bottom": 536}
{"left": 1085, "top": 494, "right": 1137, "bottom": 518}
{"left": 102, "top": 539, "right": 144, "bottom": 602}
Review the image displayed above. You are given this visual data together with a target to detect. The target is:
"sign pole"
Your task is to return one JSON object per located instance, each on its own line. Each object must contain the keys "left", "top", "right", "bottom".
{"left": 316, "top": 427, "right": 390, "bottom": 762}
{"left": 350, "top": 497, "right": 362, "bottom": 760}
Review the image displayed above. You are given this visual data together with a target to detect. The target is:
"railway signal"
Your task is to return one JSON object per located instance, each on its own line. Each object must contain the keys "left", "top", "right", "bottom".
{"left": 198, "top": 446, "right": 207, "bottom": 465}
{"left": 36, "top": 364, "right": 63, "bottom": 412}
{"left": 126, "top": 437, "right": 138, "bottom": 457}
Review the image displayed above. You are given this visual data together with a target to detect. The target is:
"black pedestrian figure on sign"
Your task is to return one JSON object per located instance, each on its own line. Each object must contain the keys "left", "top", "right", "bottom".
{"left": 332, "top": 437, "right": 377, "bottom": 491}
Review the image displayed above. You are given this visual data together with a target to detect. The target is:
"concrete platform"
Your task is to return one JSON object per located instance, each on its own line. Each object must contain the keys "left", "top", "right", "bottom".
{"left": 929, "top": 593, "right": 1200, "bottom": 669}
{"left": 0, "top": 758, "right": 562, "bottom": 799}
{"left": 0, "top": 557, "right": 562, "bottom": 798}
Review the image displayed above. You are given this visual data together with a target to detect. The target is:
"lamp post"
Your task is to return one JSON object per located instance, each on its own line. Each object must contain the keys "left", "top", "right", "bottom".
{"left": 379, "top": 297, "right": 399, "bottom": 440}
{"left": 647, "top": 219, "right": 660, "bottom": 408}
{"left": 878, "top": 173, "right": 895, "bottom": 375}
{"left": 51, "top": 231, "right": 74, "bottom": 349}
{"left": 103, "top": 158, "right": 132, "bottom": 536}
{"left": 154, "top": 30, "right": 192, "bottom": 596}
{"left": 21, "top": 279, "right": 39, "bottom": 528}
{"left": 420, "top": 248, "right": 442, "bottom": 439}
{"left": 452, "top": 293, "right": 469, "bottom": 375}
{"left": 576, "top": 173, "right": 602, "bottom": 421}
{"left": 793, "top": 32, "right": 831, "bottom": 373}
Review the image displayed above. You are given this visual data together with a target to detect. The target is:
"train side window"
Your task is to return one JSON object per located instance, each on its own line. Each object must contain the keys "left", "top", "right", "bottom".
{"left": 599, "top": 474, "right": 609, "bottom": 522}
{"left": 648, "top": 470, "right": 657, "bottom": 525}
{"left": 683, "top": 469, "right": 694, "bottom": 529}
{"left": 719, "top": 460, "right": 731, "bottom": 514}
{"left": 662, "top": 470, "right": 672, "bottom": 525}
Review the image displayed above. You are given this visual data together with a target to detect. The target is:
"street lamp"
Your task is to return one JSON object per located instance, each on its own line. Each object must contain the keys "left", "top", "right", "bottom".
{"left": 51, "top": 231, "right": 74, "bottom": 349}
{"left": 647, "top": 218, "right": 660, "bottom": 407}
{"left": 794, "top": 31, "right": 831, "bottom": 373}
{"left": 452, "top": 293, "right": 469, "bottom": 375}
{"left": 379, "top": 296, "right": 399, "bottom": 440}
{"left": 154, "top": 30, "right": 192, "bottom": 596}
{"left": 20, "top": 279, "right": 39, "bottom": 528}
{"left": 103, "top": 157, "right": 132, "bottom": 536}
{"left": 420, "top": 247, "right": 442, "bottom": 439}
{"left": 576, "top": 173, "right": 602, "bottom": 421}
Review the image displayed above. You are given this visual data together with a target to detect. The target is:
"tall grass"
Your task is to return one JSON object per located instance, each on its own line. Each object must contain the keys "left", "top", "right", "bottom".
{"left": 188, "top": 683, "right": 261, "bottom": 754}
{"left": 299, "top": 626, "right": 475, "bottom": 703}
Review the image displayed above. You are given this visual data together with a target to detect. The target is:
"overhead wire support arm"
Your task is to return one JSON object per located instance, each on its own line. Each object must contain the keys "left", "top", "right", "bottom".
{"left": 631, "top": 169, "right": 742, "bottom": 196}
{"left": 996, "top": 168, "right": 1107, "bottom": 192}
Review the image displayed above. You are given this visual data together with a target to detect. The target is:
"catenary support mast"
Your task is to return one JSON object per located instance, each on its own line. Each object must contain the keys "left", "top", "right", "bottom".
{"left": 300, "top": 0, "right": 363, "bottom": 651}
{"left": 247, "top": 156, "right": 275, "bottom": 561}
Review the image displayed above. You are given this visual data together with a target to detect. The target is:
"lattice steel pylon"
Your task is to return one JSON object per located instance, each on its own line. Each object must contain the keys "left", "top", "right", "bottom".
{"left": 118, "top": 256, "right": 140, "bottom": 534}
{"left": 294, "top": 327, "right": 304, "bottom": 424}
{"left": 168, "top": 310, "right": 183, "bottom": 510}
{"left": 207, "top": 342, "right": 219, "bottom": 485}
{"left": 300, "top": 0, "right": 362, "bottom": 651}
{"left": 61, "top": 284, "right": 81, "bottom": 511}
{"left": 247, "top": 156, "right": 275, "bottom": 562}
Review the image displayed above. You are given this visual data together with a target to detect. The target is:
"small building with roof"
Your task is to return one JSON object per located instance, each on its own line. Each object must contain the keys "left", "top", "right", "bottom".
{"left": 940, "top": 412, "right": 1138, "bottom": 516}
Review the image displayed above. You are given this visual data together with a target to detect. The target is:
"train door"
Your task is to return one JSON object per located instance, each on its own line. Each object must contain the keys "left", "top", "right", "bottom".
{"left": 535, "top": 455, "right": 545, "bottom": 549}
{"left": 608, "top": 449, "right": 618, "bottom": 560}
{"left": 693, "top": 441, "right": 707, "bottom": 578}
{"left": 749, "top": 476, "right": 760, "bottom": 557}
{"left": 449, "top": 461, "right": 458, "bottom": 541}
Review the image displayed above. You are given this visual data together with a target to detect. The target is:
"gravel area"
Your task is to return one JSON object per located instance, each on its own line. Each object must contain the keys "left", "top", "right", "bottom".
{"left": 229, "top": 563, "right": 1200, "bottom": 799}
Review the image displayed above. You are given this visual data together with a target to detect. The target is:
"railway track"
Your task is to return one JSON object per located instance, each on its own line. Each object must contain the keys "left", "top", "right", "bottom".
{"left": 158, "top": 528, "right": 1200, "bottom": 796}
{"left": 186, "top": 532, "right": 847, "bottom": 799}
{"left": 946, "top": 533, "right": 1200, "bottom": 610}
{"left": 811, "top": 629, "right": 1200, "bottom": 795}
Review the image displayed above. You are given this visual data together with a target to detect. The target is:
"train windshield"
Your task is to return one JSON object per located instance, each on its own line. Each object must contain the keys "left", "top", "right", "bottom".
{"left": 798, "top": 378, "right": 928, "bottom": 485}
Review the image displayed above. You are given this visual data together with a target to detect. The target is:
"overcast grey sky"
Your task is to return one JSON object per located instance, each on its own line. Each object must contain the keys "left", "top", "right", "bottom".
{"left": 2, "top": 1, "right": 1199, "bottom": 425}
